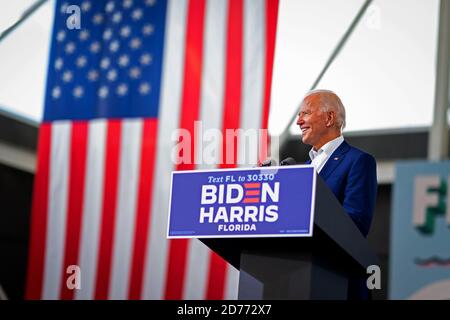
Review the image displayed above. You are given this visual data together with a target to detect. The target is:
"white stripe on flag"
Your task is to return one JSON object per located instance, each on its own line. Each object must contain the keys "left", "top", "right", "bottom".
{"left": 75, "top": 120, "right": 107, "bottom": 300}
{"left": 43, "top": 121, "right": 71, "bottom": 299}
{"left": 142, "top": 0, "right": 188, "bottom": 299}
{"left": 109, "top": 119, "right": 143, "bottom": 299}
{"left": 239, "top": 0, "right": 266, "bottom": 166}
{"left": 198, "top": 0, "right": 227, "bottom": 143}
{"left": 184, "top": 0, "right": 228, "bottom": 300}
{"left": 224, "top": 264, "right": 240, "bottom": 300}
{"left": 183, "top": 239, "right": 210, "bottom": 299}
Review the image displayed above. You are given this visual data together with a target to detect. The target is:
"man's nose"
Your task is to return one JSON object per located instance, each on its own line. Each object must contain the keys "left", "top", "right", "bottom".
{"left": 296, "top": 116, "right": 303, "bottom": 125}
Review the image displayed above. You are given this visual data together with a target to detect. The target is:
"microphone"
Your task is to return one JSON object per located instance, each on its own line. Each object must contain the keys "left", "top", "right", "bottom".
{"left": 280, "top": 157, "right": 296, "bottom": 166}
{"left": 260, "top": 158, "right": 277, "bottom": 167}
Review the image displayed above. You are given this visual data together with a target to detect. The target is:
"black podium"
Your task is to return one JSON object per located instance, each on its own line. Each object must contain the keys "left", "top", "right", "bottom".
{"left": 200, "top": 175, "right": 379, "bottom": 300}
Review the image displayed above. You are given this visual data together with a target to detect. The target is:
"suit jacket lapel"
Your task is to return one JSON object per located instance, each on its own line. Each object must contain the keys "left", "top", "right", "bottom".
{"left": 319, "top": 140, "right": 350, "bottom": 180}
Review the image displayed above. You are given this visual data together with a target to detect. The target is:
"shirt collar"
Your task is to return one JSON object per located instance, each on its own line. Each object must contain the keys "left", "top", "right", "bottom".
{"left": 309, "top": 135, "right": 344, "bottom": 161}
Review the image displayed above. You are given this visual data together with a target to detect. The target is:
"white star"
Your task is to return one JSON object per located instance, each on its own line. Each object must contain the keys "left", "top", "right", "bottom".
{"left": 81, "top": 1, "right": 91, "bottom": 12}
{"left": 118, "top": 54, "right": 129, "bottom": 67}
{"left": 139, "top": 82, "right": 151, "bottom": 95}
{"left": 73, "top": 86, "right": 84, "bottom": 98}
{"left": 101, "top": 57, "right": 110, "bottom": 69}
{"left": 130, "top": 37, "right": 141, "bottom": 49}
{"left": 129, "top": 67, "right": 141, "bottom": 79}
{"left": 123, "top": 0, "right": 133, "bottom": 8}
{"left": 93, "top": 13, "right": 104, "bottom": 25}
{"left": 105, "top": 1, "right": 115, "bottom": 13}
{"left": 120, "top": 26, "right": 131, "bottom": 38}
{"left": 112, "top": 12, "right": 122, "bottom": 23}
{"left": 140, "top": 53, "right": 152, "bottom": 65}
{"left": 62, "top": 71, "right": 73, "bottom": 82}
{"left": 131, "top": 8, "right": 143, "bottom": 20}
{"left": 98, "top": 86, "right": 109, "bottom": 98}
{"left": 87, "top": 70, "right": 99, "bottom": 81}
{"left": 79, "top": 30, "right": 89, "bottom": 41}
{"left": 65, "top": 42, "right": 75, "bottom": 54}
{"left": 142, "top": 24, "right": 154, "bottom": 36}
{"left": 54, "top": 58, "right": 63, "bottom": 70}
{"left": 110, "top": 40, "right": 120, "bottom": 52}
{"left": 57, "top": 30, "right": 65, "bottom": 42}
{"left": 145, "top": 0, "right": 156, "bottom": 6}
{"left": 52, "top": 86, "right": 61, "bottom": 99}
{"left": 103, "top": 29, "right": 113, "bottom": 41}
{"left": 76, "top": 55, "right": 87, "bottom": 68}
{"left": 107, "top": 69, "right": 117, "bottom": 81}
{"left": 117, "top": 83, "right": 128, "bottom": 96}
{"left": 89, "top": 41, "right": 101, "bottom": 53}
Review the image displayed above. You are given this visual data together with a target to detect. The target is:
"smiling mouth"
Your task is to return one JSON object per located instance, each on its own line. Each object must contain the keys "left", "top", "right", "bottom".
{"left": 301, "top": 127, "right": 310, "bottom": 134}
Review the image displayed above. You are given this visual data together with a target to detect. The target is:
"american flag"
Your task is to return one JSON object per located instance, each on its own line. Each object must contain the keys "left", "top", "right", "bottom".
{"left": 26, "top": 0, "right": 279, "bottom": 299}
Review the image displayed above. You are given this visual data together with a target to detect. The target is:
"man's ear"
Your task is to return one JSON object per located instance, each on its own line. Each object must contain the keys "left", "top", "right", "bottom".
{"left": 326, "top": 111, "right": 335, "bottom": 127}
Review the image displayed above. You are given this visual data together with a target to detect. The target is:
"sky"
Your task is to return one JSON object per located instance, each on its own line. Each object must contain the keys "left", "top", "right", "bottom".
{"left": 0, "top": 0, "right": 440, "bottom": 135}
{"left": 271, "top": 0, "right": 439, "bottom": 135}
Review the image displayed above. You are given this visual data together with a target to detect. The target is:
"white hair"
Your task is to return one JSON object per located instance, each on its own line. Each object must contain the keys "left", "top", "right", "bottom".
{"left": 302, "top": 89, "right": 346, "bottom": 131}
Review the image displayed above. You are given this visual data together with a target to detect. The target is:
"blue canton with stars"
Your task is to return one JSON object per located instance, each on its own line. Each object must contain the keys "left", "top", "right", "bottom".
{"left": 44, "top": 0, "right": 167, "bottom": 121}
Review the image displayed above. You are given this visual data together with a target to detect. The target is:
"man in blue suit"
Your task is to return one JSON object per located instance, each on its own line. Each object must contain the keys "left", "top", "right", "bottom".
{"left": 296, "top": 89, "right": 377, "bottom": 299}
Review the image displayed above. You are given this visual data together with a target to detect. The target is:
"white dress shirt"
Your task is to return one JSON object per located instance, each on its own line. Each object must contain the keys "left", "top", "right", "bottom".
{"left": 309, "top": 135, "right": 344, "bottom": 173}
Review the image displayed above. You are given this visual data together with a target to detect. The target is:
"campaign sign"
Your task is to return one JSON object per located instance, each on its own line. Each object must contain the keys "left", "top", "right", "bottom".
{"left": 167, "top": 165, "right": 316, "bottom": 238}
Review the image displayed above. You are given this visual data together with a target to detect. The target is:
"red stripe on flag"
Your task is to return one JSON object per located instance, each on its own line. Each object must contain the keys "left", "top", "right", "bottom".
{"left": 95, "top": 120, "right": 122, "bottom": 299}
{"left": 26, "top": 124, "right": 52, "bottom": 300}
{"left": 261, "top": 0, "right": 278, "bottom": 130}
{"left": 206, "top": 253, "right": 228, "bottom": 299}
{"left": 206, "top": 0, "right": 244, "bottom": 300}
{"left": 259, "top": 0, "right": 279, "bottom": 162}
{"left": 60, "top": 122, "right": 89, "bottom": 300}
{"left": 221, "top": 0, "right": 243, "bottom": 170}
{"left": 164, "top": 0, "right": 206, "bottom": 300}
{"left": 128, "top": 119, "right": 158, "bottom": 299}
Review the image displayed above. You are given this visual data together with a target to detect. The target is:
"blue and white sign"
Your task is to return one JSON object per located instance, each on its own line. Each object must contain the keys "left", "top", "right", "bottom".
{"left": 390, "top": 161, "right": 450, "bottom": 299}
{"left": 167, "top": 165, "right": 316, "bottom": 238}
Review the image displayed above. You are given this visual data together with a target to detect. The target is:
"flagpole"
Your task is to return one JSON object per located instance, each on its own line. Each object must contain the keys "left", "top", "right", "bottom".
{"left": 278, "top": 0, "right": 373, "bottom": 153}
{"left": 0, "top": 0, "right": 49, "bottom": 44}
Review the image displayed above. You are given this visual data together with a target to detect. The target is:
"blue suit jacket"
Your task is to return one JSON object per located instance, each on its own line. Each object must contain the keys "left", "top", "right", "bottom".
{"left": 307, "top": 140, "right": 377, "bottom": 237}
{"left": 307, "top": 140, "right": 377, "bottom": 299}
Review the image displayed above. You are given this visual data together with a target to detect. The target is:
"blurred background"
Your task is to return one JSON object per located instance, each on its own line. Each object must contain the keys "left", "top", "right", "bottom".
{"left": 1, "top": 0, "right": 449, "bottom": 300}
